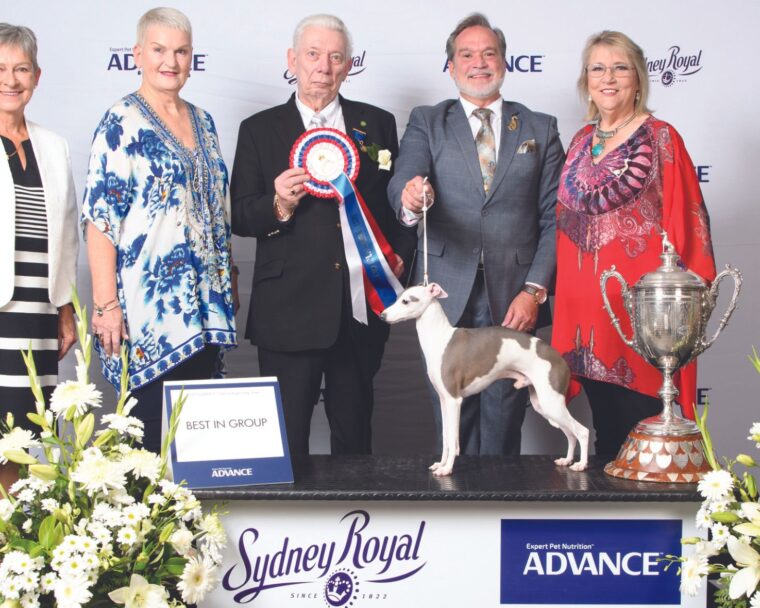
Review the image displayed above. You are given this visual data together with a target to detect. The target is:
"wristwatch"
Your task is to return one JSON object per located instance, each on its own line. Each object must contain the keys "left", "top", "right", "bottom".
{"left": 522, "top": 284, "right": 548, "bottom": 304}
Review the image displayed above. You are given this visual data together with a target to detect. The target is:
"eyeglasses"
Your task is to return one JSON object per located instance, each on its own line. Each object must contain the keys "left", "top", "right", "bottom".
{"left": 586, "top": 63, "right": 634, "bottom": 79}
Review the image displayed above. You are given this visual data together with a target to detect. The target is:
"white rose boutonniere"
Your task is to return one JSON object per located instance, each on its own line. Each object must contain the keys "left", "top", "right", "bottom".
{"left": 377, "top": 149, "right": 392, "bottom": 171}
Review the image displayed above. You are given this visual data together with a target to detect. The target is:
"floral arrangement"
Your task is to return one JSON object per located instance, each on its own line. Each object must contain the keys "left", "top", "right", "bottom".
{"left": 0, "top": 294, "right": 226, "bottom": 608}
{"left": 667, "top": 348, "right": 760, "bottom": 607}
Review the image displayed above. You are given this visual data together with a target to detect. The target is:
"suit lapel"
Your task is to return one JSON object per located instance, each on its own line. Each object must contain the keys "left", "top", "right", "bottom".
{"left": 486, "top": 101, "right": 521, "bottom": 203}
{"left": 449, "top": 102, "right": 486, "bottom": 198}
{"left": 275, "top": 94, "right": 306, "bottom": 151}
{"left": 340, "top": 97, "right": 369, "bottom": 187}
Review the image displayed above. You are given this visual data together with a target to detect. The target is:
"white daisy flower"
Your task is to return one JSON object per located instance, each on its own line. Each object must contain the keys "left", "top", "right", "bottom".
{"left": 20, "top": 591, "right": 40, "bottom": 608}
{"left": 49, "top": 380, "right": 102, "bottom": 417}
{"left": 54, "top": 574, "right": 93, "bottom": 608}
{"left": 70, "top": 448, "right": 126, "bottom": 496}
{"left": 122, "top": 450, "right": 161, "bottom": 483}
{"left": 22, "top": 519, "right": 33, "bottom": 533}
{"left": 41, "top": 571, "right": 58, "bottom": 592}
{"left": 178, "top": 555, "right": 218, "bottom": 604}
{"left": 680, "top": 554, "right": 709, "bottom": 596}
{"left": 117, "top": 526, "right": 138, "bottom": 546}
{"left": 698, "top": 470, "right": 734, "bottom": 501}
{"left": 748, "top": 422, "right": 760, "bottom": 448}
{"left": 4, "top": 575, "right": 22, "bottom": 599}
{"left": 41, "top": 498, "right": 59, "bottom": 512}
{"left": 711, "top": 523, "right": 731, "bottom": 548}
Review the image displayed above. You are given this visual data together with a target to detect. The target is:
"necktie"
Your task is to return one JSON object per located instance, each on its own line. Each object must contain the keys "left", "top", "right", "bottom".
{"left": 473, "top": 108, "right": 496, "bottom": 193}
{"left": 309, "top": 112, "right": 326, "bottom": 129}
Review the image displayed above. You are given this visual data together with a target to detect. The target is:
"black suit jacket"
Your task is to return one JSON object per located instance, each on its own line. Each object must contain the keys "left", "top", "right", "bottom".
{"left": 231, "top": 94, "right": 415, "bottom": 351}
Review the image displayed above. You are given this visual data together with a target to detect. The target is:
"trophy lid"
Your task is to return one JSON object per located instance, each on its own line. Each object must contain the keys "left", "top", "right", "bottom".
{"left": 635, "top": 232, "right": 706, "bottom": 291}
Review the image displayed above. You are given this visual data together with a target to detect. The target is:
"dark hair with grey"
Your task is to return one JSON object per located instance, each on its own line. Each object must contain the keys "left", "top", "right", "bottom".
{"left": 577, "top": 30, "right": 653, "bottom": 121}
{"left": 445, "top": 13, "right": 506, "bottom": 62}
{"left": 293, "top": 14, "right": 353, "bottom": 60}
{"left": 136, "top": 7, "right": 193, "bottom": 46}
{"left": 0, "top": 23, "right": 39, "bottom": 72}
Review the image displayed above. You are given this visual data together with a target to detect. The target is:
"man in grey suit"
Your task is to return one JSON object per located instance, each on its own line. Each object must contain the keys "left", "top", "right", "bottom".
{"left": 388, "top": 13, "right": 564, "bottom": 456}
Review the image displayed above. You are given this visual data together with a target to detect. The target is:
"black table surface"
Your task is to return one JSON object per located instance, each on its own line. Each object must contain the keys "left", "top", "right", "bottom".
{"left": 194, "top": 455, "right": 701, "bottom": 502}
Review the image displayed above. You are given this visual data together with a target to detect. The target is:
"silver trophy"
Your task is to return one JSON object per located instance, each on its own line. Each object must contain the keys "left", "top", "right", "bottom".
{"left": 599, "top": 233, "right": 741, "bottom": 482}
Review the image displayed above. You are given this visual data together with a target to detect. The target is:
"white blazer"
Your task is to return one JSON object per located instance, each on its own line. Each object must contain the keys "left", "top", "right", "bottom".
{"left": 0, "top": 121, "right": 78, "bottom": 308}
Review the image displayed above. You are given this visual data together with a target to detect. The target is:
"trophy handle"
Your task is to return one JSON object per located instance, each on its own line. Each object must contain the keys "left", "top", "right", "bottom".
{"left": 600, "top": 266, "right": 637, "bottom": 350}
{"left": 696, "top": 265, "right": 743, "bottom": 356}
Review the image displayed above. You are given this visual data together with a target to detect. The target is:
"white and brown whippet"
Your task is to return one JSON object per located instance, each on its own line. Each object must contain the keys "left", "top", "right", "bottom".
{"left": 380, "top": 283, "right": 589, "bottom": 476}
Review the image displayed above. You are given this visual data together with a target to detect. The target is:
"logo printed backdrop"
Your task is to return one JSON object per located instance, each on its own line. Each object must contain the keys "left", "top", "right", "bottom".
{"left": 208, "top": 501, "right": 702, "bottom": 607}
{"left": 5, "top": 0, "right": 759, "bottom": 456}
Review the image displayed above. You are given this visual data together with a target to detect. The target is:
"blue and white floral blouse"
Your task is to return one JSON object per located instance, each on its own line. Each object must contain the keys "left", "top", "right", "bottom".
{"left": 82, "top": 93, "right": 236, "bottom": 392}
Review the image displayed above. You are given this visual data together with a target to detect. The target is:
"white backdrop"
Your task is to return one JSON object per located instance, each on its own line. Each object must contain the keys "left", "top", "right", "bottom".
{"left": 5, "top": 0, "right": 759, "bottom": 458}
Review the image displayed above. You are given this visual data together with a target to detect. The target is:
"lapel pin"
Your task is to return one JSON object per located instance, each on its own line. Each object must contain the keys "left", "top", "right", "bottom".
{"left": 507, "top": 115, "right": 519, "bottom": 131}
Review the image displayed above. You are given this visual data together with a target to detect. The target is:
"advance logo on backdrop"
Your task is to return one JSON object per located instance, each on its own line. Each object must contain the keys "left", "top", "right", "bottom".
{"left": 500, "top": 519, "right": 681, "bottom": 605}
{"left": 284, "top": 50, "right": 368, "bottom": 84}
{"left": 222, "top": 509, "right": 426, "bottom": 606}
{"left": 442, "top": 53, "right": 544, "bottom": 73}
{"left": 647, "top": 45, "right": 703, "bottom": 87}
{"left": 106, "top": 47, "right": 207, "bottom": 72}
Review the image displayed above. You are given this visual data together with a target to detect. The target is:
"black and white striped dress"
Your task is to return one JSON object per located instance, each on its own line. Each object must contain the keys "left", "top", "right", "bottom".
{"left": 0, "top": 136, "right": 58, "bottom": 430}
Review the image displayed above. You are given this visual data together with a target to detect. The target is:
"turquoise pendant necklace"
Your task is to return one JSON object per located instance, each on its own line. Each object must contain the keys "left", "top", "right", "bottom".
{"left": 591, "top": 112, "right": 637, "bottom": 159}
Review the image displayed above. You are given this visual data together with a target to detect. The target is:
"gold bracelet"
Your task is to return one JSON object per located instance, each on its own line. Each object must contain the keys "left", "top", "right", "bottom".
{"left": 273, "top": 194, "right": 293, "bottom": 222}
{"left": 94, "top": 298, "right": 120, "bottom": 317}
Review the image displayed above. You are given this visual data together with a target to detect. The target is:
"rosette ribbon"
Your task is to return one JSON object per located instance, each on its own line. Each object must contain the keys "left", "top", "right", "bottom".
{"left": 291, "top": 129, "right": 402, "bottom": 323}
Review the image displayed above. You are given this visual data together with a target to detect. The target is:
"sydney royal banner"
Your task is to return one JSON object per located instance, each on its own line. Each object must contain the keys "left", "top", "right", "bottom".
{"left": 200, "top": 502, "right": 702, "bottom": 608}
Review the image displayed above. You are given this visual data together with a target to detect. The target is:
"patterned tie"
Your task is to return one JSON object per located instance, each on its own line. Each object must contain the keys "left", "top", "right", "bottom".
{"left": 309, "top": 112, "right": 326, "bottom": 129}
{"left": 473, "top": 108, "right": 496, "bottom": 193}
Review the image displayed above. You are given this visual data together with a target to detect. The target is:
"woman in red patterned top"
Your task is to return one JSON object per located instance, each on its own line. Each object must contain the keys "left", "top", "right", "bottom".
{"left": 552, "top": 31, "right": 716, "bottom": 456}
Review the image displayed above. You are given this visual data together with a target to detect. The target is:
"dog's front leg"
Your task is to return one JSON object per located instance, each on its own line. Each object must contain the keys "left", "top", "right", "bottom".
{"left": 432, "top": 396, "right": 462, "bottom": 477}
{"left": 430, "top": 389, "right": 449, "bottom": 472}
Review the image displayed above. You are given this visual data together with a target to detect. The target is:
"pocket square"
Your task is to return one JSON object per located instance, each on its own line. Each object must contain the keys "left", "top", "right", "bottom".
{"left": 517, "top": 139, "right": 536, "bottom": 154}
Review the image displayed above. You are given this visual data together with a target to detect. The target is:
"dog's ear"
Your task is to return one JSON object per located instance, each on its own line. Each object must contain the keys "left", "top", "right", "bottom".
{"left": 428, "top": 283, "right": 449, "bottom": 299}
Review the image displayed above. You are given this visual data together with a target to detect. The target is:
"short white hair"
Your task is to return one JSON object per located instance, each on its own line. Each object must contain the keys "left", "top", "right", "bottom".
{"left": 292, "top": 14, "right": 352, "bottom": 59}
{"left": 136, "top": 7, "right": 192, "bottom": 46}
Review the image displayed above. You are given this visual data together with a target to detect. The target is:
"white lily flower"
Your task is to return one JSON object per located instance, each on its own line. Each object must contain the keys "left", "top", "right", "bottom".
{"left": 109, "top": 573, "right": 169, "bottom": 608}
{"left": 727, "top": 535, "right": 760, "bottom": 599}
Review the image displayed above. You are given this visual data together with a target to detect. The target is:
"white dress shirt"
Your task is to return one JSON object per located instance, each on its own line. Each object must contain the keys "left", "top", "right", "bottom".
{"left": 295, "top": 94, "right": 346, "bottom": 133}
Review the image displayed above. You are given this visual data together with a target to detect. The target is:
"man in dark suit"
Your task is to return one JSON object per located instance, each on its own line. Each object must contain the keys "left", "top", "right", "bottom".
{"left": 231, "top": 14, "right": 414, "bottom": 456}
{"left": 388, "top": 13, "right": 565, "bottom": 456}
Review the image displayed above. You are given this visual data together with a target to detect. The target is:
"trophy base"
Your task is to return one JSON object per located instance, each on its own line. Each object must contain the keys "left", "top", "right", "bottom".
{"left": 604, "top": 414, "right": 710, "bottom": 483}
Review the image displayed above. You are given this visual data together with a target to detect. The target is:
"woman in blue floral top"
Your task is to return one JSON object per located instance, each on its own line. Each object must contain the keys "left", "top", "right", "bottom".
{"left": 82, "top": 7, "right": 237, "bottom": 452}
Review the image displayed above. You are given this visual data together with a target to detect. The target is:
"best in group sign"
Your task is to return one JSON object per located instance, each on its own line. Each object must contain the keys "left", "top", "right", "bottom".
{"left": 500, "top": 519, "right": 682, "bottom": 605}
{"left": 164, "top": 377, "right": 292, "bottom": 488}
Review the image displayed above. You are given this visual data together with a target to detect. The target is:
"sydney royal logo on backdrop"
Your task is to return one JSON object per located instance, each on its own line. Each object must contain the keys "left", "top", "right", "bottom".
{"left": 106, "top": 47, "right": 207, "bottom": 72}
{"left": 647, "top": 45, "right": 703, "bottom": 87}
{"left": 222, "top": 509, "right": 426, "bottom": 605}
{"left": 500, "top": 519, "right": 681, "bottom": 605}
{"left": 284, "top": 50, "right": 368, "bottom": 84}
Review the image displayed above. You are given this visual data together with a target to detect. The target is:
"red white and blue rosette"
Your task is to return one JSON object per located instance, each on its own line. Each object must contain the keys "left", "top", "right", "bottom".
{"left": 290, "top": 128, "right": 402, "bottom": 317}
{"left": 290, "top": 128, "right": 360, "bottom": 198}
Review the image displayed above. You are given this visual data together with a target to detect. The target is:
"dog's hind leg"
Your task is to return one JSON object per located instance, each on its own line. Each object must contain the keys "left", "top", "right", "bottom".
{"left": 432, "top": 395, "right": 462, "bottom": 477}
{"left": 530, "top": 387, "right": 589, "bottom": 471}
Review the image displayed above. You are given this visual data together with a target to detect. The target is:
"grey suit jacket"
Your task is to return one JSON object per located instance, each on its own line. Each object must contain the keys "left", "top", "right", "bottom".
{"left": 388, "top": 98, "right": 564, "bottom": 327}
